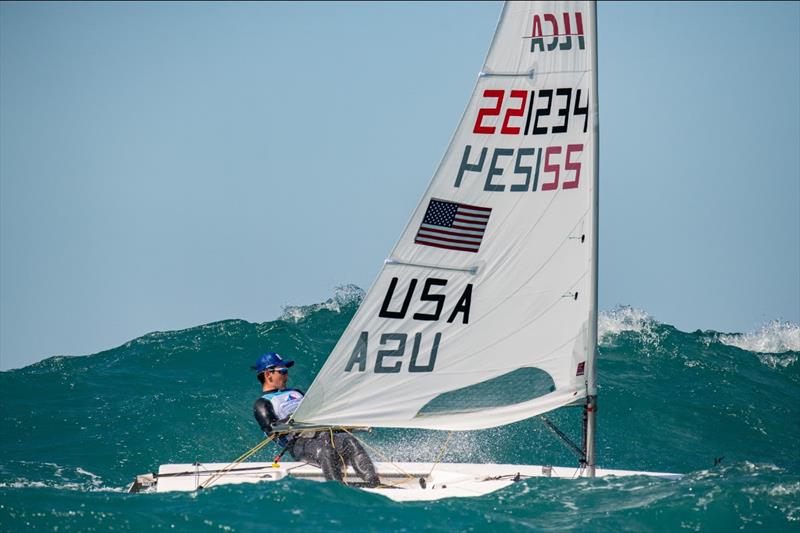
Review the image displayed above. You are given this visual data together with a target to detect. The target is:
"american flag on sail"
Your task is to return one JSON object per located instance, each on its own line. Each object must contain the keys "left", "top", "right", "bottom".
{"left": 414, "top": 199, "right": 492, "bottom": 253}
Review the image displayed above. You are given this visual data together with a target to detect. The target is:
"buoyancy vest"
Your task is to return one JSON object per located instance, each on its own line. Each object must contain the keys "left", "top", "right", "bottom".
{"left": 261, "top": 388, "right": 304, "bottom": 422}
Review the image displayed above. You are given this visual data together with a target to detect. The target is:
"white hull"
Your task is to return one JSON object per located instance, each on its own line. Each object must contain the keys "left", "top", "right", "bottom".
{"left": 129, "top": 461, "right": 681, "bottom": 502}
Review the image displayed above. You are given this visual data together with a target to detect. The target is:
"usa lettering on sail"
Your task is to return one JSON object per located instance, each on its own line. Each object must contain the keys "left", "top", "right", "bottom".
{"left": 343, "top": 277, "right": 473, "bottom": 374}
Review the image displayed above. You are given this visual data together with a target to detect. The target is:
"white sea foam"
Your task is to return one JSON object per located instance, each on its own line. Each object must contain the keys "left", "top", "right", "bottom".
{"left": 719, "top": 321, "right": 800, "bottom": 356}
{"left": 766, "top": 482, "right": 800, "bottom": 497}
{"left": 0, "top": 478, "right": 124, "bottom": 492}
{"left": 75, "top": 466, "right": 103, "bottom": 487}
{"left": 598, "top": 305, "right": 664, "bottom": 349}
{"left": 280, "top": 284, "right": 365, "bottom": 323}
{"left": 742, "top": 479, "right": 800, "bottom": 522}
{"left": 755, "top": 352, "right": 797, "bottom": 369}
{"left": 598, "top": 306, "right": 657, "bottom": 337}
{"left": 0, "top": 462, "right": 123, "bottom": 492}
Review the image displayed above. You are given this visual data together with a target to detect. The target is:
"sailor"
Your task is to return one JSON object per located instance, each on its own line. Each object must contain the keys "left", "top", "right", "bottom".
{"left": 251, "top": 352, "right": 380, "bottom": 487}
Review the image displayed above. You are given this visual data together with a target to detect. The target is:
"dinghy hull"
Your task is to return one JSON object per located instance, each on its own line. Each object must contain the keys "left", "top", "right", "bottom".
{"left": 129, "top": 461, "right": 681, "bottom": 502}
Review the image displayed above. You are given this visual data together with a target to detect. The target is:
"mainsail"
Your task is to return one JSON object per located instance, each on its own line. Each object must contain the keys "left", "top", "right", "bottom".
{"left": 293, "top": 0, "right": 599, "bottom": 431}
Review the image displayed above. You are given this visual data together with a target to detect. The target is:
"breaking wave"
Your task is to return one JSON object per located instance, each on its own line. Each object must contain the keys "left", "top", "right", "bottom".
{"left": 280, "top": 284, "right": 365, "bottom": 323}
{"left": 718, "top": 320, "right": 800, "bottom": 354}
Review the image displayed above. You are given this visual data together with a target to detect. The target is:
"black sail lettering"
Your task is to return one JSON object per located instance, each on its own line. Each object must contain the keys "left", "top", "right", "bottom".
{"left": 413, "top": 278, "right": 448, "bottom": 321}
{"left": 345, "top": 331, "right": 369, "bottom": 372}
{"left": 447, "top": 284, "right": 473, "bottom": 324}
{"left": 379, "top": 277, "right": 418, "bottom": 319}
{"left": 375, "top": 333, "right": 406, "bottom": 374}
{"left": 409, "top": 332, "right": 441, "bottom": 373}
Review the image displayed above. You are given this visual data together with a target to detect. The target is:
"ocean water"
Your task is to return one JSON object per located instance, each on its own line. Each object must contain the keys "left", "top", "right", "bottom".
{"left": 1, "top": 287, "right": 798, "bottom": 532}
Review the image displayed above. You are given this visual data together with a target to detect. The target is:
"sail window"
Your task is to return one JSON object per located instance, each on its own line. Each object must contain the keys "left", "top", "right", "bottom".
{"left": 415, "top": 367, "right": 556, "bottom": 417}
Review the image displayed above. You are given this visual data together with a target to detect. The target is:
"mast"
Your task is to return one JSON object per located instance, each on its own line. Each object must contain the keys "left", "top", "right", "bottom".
{"left": 584, "top": 0, "right": 600, "bottom": 478}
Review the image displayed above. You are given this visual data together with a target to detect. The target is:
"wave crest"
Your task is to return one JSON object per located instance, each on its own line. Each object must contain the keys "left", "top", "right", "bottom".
{"left": 598, "top": 305, "right": 664, "bottom": 349}
{"left": 718, "top": 321, "right": 799, "bottom": 368}
{"left": 279, "top": 284, "right": 365, "bottom": 323}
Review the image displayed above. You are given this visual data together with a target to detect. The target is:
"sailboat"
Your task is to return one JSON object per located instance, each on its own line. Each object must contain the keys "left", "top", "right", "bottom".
{"left": 130, "top": 1, "right": 680, "bottom": 501}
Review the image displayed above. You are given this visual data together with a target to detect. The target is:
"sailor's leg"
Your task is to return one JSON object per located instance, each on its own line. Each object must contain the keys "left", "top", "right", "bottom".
{"left": 335, "top": 433, "right": 380, "bottom": 487}
{"left": 290, "top": 436, "right": 343, "bottom": 482}
{"left": 288, "top": 438, "right": 319, "bottom": 467}
{"left": 317, "top": 442, "right": 345, "bottom": 483}
{"left": 316, "top": 435, "right": 346, "bottom": 482}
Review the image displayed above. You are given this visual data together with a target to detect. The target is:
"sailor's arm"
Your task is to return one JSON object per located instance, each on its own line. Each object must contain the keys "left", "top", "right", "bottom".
{"left": 253, "top": 398, "right": 277, "bottom": 435}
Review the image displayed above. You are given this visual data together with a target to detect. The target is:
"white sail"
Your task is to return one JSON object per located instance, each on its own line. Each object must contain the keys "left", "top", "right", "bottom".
{"left": 293, "top": 1, "right": 599, "bottom": 431}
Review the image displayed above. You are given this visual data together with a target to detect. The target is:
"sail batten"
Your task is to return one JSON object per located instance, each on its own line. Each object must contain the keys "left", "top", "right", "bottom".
{"left": 293, "top": 1, "right": 598, "bottom": 431}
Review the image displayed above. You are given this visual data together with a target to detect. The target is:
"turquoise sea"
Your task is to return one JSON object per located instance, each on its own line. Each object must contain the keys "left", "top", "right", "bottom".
{"left": 1, "top": 287, "right": 798, "bottom": 531}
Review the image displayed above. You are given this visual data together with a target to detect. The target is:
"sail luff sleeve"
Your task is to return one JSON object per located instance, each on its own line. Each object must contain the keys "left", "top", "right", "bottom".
{"left": 587, "top": 0, "right": 600, "bottom": 398}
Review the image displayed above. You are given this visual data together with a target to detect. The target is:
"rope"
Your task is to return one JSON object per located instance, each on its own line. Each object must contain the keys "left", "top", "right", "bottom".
{"left": 329, "top": 427, "right": 350, "bottom": 485}
{"left": 427, "top": 431, "right": 453, "bottom": 477}
{"left": 200, "top": 435, "right": 275, "bottom": 489}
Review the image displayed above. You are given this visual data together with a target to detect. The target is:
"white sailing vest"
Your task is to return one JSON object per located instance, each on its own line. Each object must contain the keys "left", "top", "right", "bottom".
{"left": 261, "top": 389, "right": 304, "bottom": 421}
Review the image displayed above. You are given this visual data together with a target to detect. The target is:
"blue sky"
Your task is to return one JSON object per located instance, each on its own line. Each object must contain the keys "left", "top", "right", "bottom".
{"left": 1, "top": 2, "right": 798, "bottom": 370}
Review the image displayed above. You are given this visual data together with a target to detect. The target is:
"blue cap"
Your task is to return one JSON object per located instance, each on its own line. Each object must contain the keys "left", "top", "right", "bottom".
{"left": 251, "top": 352, "right": 295, "bottom": 373}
